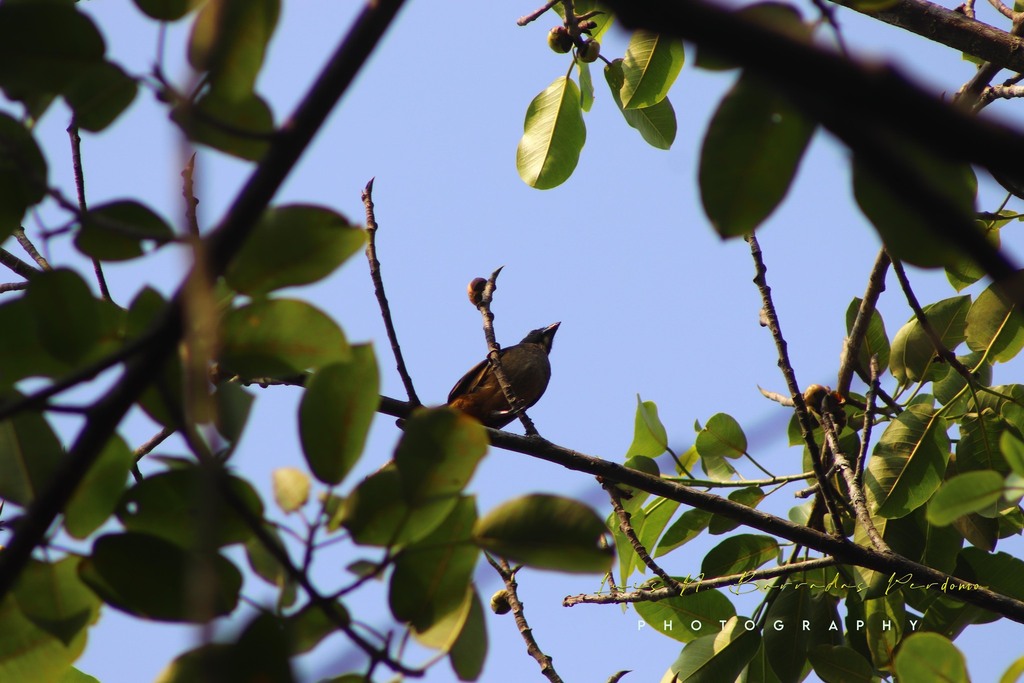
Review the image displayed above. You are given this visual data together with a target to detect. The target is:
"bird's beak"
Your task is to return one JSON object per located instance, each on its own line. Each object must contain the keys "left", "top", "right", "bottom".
{"left": 545, "top": 322, "right": 561, "bottom": 333}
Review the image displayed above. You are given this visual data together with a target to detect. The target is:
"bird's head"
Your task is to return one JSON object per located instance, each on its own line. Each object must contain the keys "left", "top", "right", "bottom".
{"left": 520, "top": 321, "right": 560, "bottom": 353}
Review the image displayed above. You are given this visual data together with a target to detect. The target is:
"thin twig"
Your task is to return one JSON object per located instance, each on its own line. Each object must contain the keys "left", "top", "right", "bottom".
{"left": 486, "top": 555, "right": 563, "bottom": 683}
{"left": 837, "top": 249, "right": 890, "bottom": 397}
{"left": 986, "top": 0, "right": 1015, "bottom": 19}
{"left": 517, "top": 0, "right": 561, "bottom": 25}
{"left": 473, "top": 266, "right": 539, "bottom": 435}
{"left": 133, "top": 425, "right": 176, "bottom": 462}
{"left": 11, "top": 228, "right": 51, "bottom": 272}
{"left": 68, "top": 120, "right": 112, "bottom": 302}
{"left": 362, "top": 178, "right": 420, "bottom": 406}
{"left": 182, "top": 153, "right": 200, "bottom": 238}
{"left": 0, "top": 282, "right": 28, "bottom": 294}
{"left": 855, "top": 356, "right": 880, "bottom": 481}
{"left": 667, "top": 471, "right": 815, "bottom": 487}
{"left": 746, "top": 233, "right": 845, "bottom": 531}
{"left": 0, "top": 247, "right": 38, "bottom": 280}
{"left": 602, "top": 479, "right": 685, "bottom": 594}
{"left": 819, "top": 405, "right": 890, "bottom": 552}
{"left": 564, "top": 556, "right": 839, "bottom": 606}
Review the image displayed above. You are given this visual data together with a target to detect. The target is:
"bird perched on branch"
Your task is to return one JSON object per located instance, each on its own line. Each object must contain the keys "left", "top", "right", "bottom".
{"left": 447, "top": 322, "right": 560, "bottom": 428}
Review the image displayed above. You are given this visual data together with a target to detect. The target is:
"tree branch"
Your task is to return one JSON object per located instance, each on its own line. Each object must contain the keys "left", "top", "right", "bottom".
{"left": 836, "top": 249, "right": 890, "bottom": 398}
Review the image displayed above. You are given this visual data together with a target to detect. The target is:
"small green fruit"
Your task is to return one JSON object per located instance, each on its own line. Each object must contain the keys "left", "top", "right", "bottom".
{"left": 490, "top": 589, "right": 512, "bottom": 615}
{"left": 579, "top": 40, "right": 600, "bottom": 63}
{"left": 547, "top": 26, "right": 572, "bottom": 54}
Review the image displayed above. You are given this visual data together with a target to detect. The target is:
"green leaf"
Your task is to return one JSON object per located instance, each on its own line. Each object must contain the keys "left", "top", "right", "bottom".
{"left": 171, "top": 90, "right": 274, "bottom": 161}
{"left": 700, "top": 534, "right": 779, "bottom": 577}
{"left": 65, "top": 435, "right": 134, "bottom": 539}
{"left": 946, "top": 216, "right": 1004, "bottom": 291}
{"left": 695, "top": 413, "right": 747, "bottom": 459}
{"left": 808, "top": 645, "right": 874, "bottom": 683}
{"left": 0, "top": 406, "right": 62, "bottom": 507}
{"left": 226, "top": 204, "right": 365, "bottom": 296}
{"left": 626, "top": 396, "right": 669, "bottom": 458}
{"left": 76, "top": 200, "right": 175, "bottom": 261}
{"left": 577, "top": 61, "right": 594, "bottom": 112}
{"left": 1001, "top": 431, "right": 1024, "bottom": 477}
{"left": 656, "top": 508, "right": 712, "bottom": 556}
{"left": 286, "top": 601, "right": 348, "bottom": 655}
{"left": 116, "top": 467, "right": 263, "bottom": 548}
{"left": 955, "top": 410, "right": 1008, "bottom": 474}
{"left": 619, "top": 30, "right": 684, "bottom": 109}
{"left": 516, "top": 76, "right": 586, "bottom": 189}
{"left": 26, "top": 268, "right": 101, "bottom": 364}
{"left": 965, "top": 279, "right": 1024, "bottom": 363}
{"left": 79, "top": 532, "right": 241, "bottom": 622}
{"left": 272, "top": 467, "right": 310, "bottom": 513}
{"left": 894, "top": 633, "right": 968, "bottom": 683}
{"left": 889, "top": 296, "right": 970, "bottom": 385}
{"left": 244, "top": 524, "right": 297, "bottom": 609}
{"left": 394, "top": 408, "right": 489, "bottom": 504}
{"left": 341, "top": 467, "right": 459, "bottom": 547}
{"left": 213, "top": 381, "right": 254, "bottom": 442}
{"left": 634, "top": 588, "right": 735, "bottom": 643}
{"left": 299, "top": 346, "right": 380, "bottom": 485}
{"left": 927, "top": 471, "right": 1004, "bottom": 525}
{"left": 411, "top": 583, "right": 474, "bottom": 651}
{"left": 474, "top": 494, "right": 612, "bottom": 573}
{"left": 852, "top": 147, "right": 976, "bottom": 268}
{"left": 763, "top": 589, "right": 841, "bottom": 681}
{"left": 0, "top": 114, "right": 47, "bottom": 240}
{"left": 699, "top": 72, "right": 814, "bottom": 237}
{"left": 63, "top": 61, "right": 137, "bottom": 132}
{"left": 134, "top": 0, "right": 204, "bottom": 21}
{"left": 865, "top": 404, "right": 950, "bottom": 518}
{"left": 448, "top": 587, "right": 487, "bottom": 681}
{"left": 670, "top": 616, "right": 761, "bottom": 682}
{"left": 219, "top": 298, "right": 349, "bottom": 378}
{"left": 389, "top": 498, "right": 479, "bottom": 633}
{"left": 0, "top": 4, "right": 104, "bottom": 101}
{"left": 604, "top": 60, "right": 676, "bottom": 150}
{"left": 933, "top": 352, "right": 990, "bottom": 411}
{"left": 0, "top": 298, "right": 70, "bottom": 385}
{"left": 707, "top": 487, "right": 764, "bottom": 535}
{"left": 845, "top": 297, "right": 890, "bottom": 378}
{"left": 188, "top": 0, "right": 279, "bottom": 101}
{"left": 12, "top": 558, "right": 99, "bottom": 648}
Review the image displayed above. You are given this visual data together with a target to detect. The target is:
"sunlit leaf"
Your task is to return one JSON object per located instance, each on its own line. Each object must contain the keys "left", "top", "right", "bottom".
{"left": 516, "top": 76, "right": 586, "bottom": 189}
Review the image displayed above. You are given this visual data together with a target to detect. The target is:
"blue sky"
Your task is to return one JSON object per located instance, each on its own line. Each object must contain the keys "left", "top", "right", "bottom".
{"left": 7, "top": 0, "right": 1024, "bottom": 681}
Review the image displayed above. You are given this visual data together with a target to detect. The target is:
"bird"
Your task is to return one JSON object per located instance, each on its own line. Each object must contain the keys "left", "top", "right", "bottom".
{"left": 447, "top": 322, "right": 560, "bottom": 428}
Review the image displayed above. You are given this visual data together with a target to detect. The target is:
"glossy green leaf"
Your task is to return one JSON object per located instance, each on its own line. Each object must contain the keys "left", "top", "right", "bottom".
{"left": 634, "top": 589, "right": 734, "bottom": 643}
{"left": 670, "top": 617, "right": 761, "bottom": 682}
{"left": 474, "top": 494, "right": 612, "bottom": 573}
{"left": 894, "top": 633, "right": 968, "bottom": 682}
{"left": 1001, "top": 431, "right": 1024, "bottom": 477}
{"left": 79, "top": 532, "right": 241, "bottom": 622}
{"left": 63, "top": 61, "right": 137, "bottom": 132}
{"left": 412, "top": 583, "right": 474, "bottom": 652}
{"left": 286, "top": 601, "right": 348, "bottom": 655}
{"left": 845, "top": 297, "right": 890, "bottom": 378}
{"left": 700, "top": 534, "right": 779, "bottom": 577}
{"left": 0, "top": 4, "right": 104, "bottom": 99}
{"left": 0, "top": 114, "right": 47, "bottom": 240}
{"left": 605, "top": 59, "right": 676, "bottom": 150}
{"left": 619, "top": 30, "right": 684, "bottom": 109}
{"left": 342, "top": 467, "right": 460, "bottom": 547}
{"left": 188, "top": 0, "right": 279, "bottom": 101}
{"left": 390, "top": 498, "right": 479, "bottom": 633}
{"left": 626, "top": 396, "right": 669, "bottom": 459}
{"left": 449, "top": 588, "right": 487, "bottom": 681}
{"left": 299, "top": 345, "right": 380, "bottom": 485}
{"left": 116, "top": 467, "right": 263, "bottom": 548}
{"left": 516, "top": 76, "right": 586, "bottom": 189}
{"left": 272, "top": 467, "right": 310, "bottom": 513}
{"left": 134, "top": 0, "right": 204, "bottom": 21}
{"left": 699, "top": 72, "right": 814, "bottom": 237}
{"left": 76, "top": 200, "right": 175, "bottom": 261}
{"left": 578, "top": 61, "right": 594, "bottom": 112}
{"left": 638, "top": 497, "right": 681, "bottom": 561}
{"left": 0, "top": 559, "right": 97, "bottom": 682}
{"left": 956, "top": 410, "right": 1007, "bottom": 473}
{"left": 171, "top": 90, "right": 274, "bottom": 161}
{"left": 226, "top": 204, "right": 364, "bottom": 295}
{"left": 866, "top": 404, "right": 950, "bottom": 518}
{"left": 25, "top": 269, "right": 100, "bottom": 364}
{"left": 65, "top": 435, "right": 134, "bottom": 539}
{"left": 946, "top": 216, "right": 1004, "bottom": 291}
{"left": 889, "top": 296, "right": 970, "bottom": 385}
{"left": 966, "top": 279, "right": 1024, "bottom": 363}
{"left": 852, "top": 148, "right": 976, "bottom": 268}
{"left": 0, "top": 406, "right": 62, "bottom": 506}
{"left": 656, "top": 508, "right": 712, "bottom": 556}
{"left": 695, "top": 413, "right": 747, "bottom": 460}
{"left": 12, "top": 558, "right": 100, "bottom": 648}
{"left": 927, "top": 471, "right": 1003, "bottom": 526}
{"left": 394, "top": 407, "right": 488, "bottom": 504}
{"left": 808, "top": 645, "right": 874, "bottom": 683}
{"left": 933, "top": 352, "right": 990, "bottom": 411}
{"left": 219, "top": 298, "right": 349, "bottom": 378}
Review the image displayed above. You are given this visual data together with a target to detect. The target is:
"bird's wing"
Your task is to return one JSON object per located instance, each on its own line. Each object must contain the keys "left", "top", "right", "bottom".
{"left": 447, "top": 357, "right": 491, "bottom": 403}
